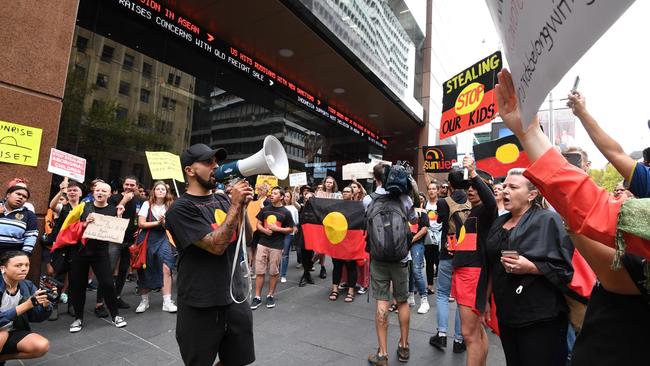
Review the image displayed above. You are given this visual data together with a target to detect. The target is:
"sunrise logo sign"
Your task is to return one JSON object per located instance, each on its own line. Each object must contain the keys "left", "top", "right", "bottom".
{"left": 439, "top": 51, "right": 502, "bottom": 140}
{"left": 422, "top": 144, "right": 457, "bottom": 173}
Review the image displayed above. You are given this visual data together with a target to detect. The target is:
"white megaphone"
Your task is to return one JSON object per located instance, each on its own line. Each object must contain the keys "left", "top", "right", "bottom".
{"left": 214, "top": 135, "right": 289, "bottom": 182}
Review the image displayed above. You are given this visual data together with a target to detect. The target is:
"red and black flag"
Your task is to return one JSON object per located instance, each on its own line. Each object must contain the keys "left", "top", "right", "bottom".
{"left": 474, "top": 134, "right": 530, "bottom": 178}
{"left": 301, "top": 198, "right": 368, "bottom": 260}
{"left": 440, "top": 51, "right": 502, "bottom": 140}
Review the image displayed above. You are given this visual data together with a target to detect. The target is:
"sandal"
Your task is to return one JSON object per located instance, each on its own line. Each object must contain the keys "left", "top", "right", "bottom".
{"left": 388, "top": 303, "right": 398, "bottom": 312}
{"left": 344, "top": 293, "right": 355, "bottom": 303}
{"left": 329, "top": 291, "right": 339, "bottom": 301}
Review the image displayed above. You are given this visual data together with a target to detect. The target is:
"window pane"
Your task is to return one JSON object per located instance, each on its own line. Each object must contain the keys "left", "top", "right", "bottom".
{"left": 123, "top": 54, "right": 134, "bottom": 70}
{"left": 119, "top": 81, "right": 130, "bottom": 95}
{"left": 101, "top": 45, "right": 114, "bottom": 62}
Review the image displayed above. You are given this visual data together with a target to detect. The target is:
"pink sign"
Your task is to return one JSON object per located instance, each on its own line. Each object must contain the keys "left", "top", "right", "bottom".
{"left": 47, "top": 148, "right": 86, "bottom": 182}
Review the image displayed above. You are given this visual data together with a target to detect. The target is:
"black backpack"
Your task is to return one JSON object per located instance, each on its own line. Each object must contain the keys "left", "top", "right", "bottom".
{"left": 365, "top": 193, "right": 412, "bottom": 262}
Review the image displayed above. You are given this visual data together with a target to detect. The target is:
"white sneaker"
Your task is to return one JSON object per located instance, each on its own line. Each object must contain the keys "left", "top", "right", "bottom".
{"left": 135, "top": 299, "right": 149, "bottom": 313}
{"left": 280, "top": 277, "right": 287, "bottom": 283}
{"left": 417, "top": 298, "right": 430, "bottom": 314}
{"left": 113, "top": 316, "right": 127, "bottom": 328}
{"left": 69, "top": 318, "right": 83, "bottom": 333}
{"left": 407, "top": 293, "right": 415, "bottom": 307}
{"left": 162, "top": 301, "right": 177, "bottom": 313}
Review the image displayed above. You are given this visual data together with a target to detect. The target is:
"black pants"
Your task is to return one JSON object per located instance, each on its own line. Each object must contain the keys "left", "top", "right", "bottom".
{"left": 97, "top": 244, "right": 130, "bottom": 303}
{"left": 424, "top": 245, "right": 439, "bottom": 286}
{"left": 499, "top": 313, "right": 568, "bottom": 366}
{"left": 176, "top": 301, "right": 255, "bottom": 366}
{"left": 332, "top": 258, "right": 357, "bottom": 286}
{"left": 69, "top": 250, "right": 119, "bottom": 320}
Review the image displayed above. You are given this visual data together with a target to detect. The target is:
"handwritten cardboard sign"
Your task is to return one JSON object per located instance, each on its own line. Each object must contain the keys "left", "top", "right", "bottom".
{"left": 289, "top": 172, "right": 307, "bottom": 187}
{"left": 48, "top": 148, "right": 86, "bottom": 182}
{"left": 145, "top": 151, "right": 185, "bottom": 182}
{"left": 255, "top": 175, "right": 278, "bottom": 191}
{"left": 0, "top": 120, "right": 43, "bottom": 167}
{"left": 342, "top": 162, "right": 372, "bottom": 180}
{"left": 82, "top": 214, "right": 129, "bottom": 243}
{"left": 485, "top": 0, "right": 634, "bottom": 129}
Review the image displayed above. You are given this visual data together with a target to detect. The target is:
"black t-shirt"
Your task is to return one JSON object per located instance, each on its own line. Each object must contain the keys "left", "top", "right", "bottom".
{"left": 166, "top": 192, "right": 240, "bottom": 307}
{"left": 255, "top": 205, "right": 295, "bottom": 250}
{"left": 571, "top": 254, "right": 650, "bottom": 365}
{"left": 437, "top": 190, "right": 468, "bottom": 260}
{"left": 452, "top": 175, "right": 497, "bottom": 268}
{"left": 79, "top": 204, "right": 117, "bottom": 257}
{"left": 109, "top": 193, "right": 144, "bottom": 244}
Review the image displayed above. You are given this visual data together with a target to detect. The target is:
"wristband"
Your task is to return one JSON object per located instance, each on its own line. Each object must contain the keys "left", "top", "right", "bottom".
{"left": 30, "top": 296, "right": 39, "bottom": 307}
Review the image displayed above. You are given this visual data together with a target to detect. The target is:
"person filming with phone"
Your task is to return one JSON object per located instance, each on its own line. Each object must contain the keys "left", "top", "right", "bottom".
{"left": 484, "top": 168, "right": 574, "bottom": 366}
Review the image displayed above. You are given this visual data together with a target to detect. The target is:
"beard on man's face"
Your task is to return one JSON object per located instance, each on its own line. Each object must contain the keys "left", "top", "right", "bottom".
{"left": 196, "top": 173, "right": 216, "bottom": 191}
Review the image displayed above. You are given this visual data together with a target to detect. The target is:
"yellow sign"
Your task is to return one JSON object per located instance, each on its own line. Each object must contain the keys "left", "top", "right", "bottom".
{"left": 0, "top": 120, "right": 43, "bottom": 167}
{"left": 145, "top": 151, "right": 185, "bottom": 182}
{"left": 255, "top": 175, "right": 278, "bottom": 193}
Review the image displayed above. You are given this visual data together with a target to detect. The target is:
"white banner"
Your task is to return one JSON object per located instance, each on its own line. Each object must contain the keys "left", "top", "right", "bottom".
{"left": 342, "top": 162, "right": 372, "bottom": 180}
{"left": 486, "top": 0, "right": 634, "bottom": 128}
{"left": 289, "top": 172, "right": 307, "bottom": 187}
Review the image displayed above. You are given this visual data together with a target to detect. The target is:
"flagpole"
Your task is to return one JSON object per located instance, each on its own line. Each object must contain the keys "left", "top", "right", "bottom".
{"left": 172, "top": 179, "right": 180, "bottom": 197}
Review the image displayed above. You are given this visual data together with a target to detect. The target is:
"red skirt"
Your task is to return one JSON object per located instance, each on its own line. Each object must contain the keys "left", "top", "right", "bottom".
{"left": 451, "top": 266, "right": 482, "bottom": 314}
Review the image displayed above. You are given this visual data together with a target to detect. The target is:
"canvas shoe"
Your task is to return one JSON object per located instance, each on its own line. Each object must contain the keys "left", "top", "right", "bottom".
{"left": 280, "top": 277, "right": 287, "bottom": 283}
{"left": 162, "top": 301, "right": 177, "bottom": 313}
{"left": 429, "top": 333, "right": 447, "bottom": 350}
{"left": 407, "top": 293, "right": 415, "bottom": 307}
{"left": 113, "top": 316, "right": 127, "bottom": 328}
{"left": 417, "top": 297, "right": 430, "bottom": 314}
{"left": 69, "top": 319, "right": 83, "bottom": 333}
{"left": 250, "top": 297, "right": 262, "bottom": 310}
{"left": 266, "top": 295, "right": 276, "bottom": 308}
{"left": 136, "top": 299, "right": 149, "bottom": 313}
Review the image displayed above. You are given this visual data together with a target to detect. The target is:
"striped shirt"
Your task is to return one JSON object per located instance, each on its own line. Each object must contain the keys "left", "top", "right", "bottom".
{"left": 0, "top": 206, "right": 38, "bottom": 254}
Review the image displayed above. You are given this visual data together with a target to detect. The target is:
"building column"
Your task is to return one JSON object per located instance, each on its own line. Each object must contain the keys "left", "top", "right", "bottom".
{"left": 416, "top": 0, "right": 433, "bottom": 191}
{"left": 0, "top": 1, "right": 80, "bottom": 279}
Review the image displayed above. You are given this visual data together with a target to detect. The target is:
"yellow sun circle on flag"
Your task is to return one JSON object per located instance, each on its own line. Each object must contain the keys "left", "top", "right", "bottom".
{"left": 495, "top": 143, "right": 520, "bottom": 164}
{"left": 322, "top": 212, "right": 348, "bottom": 245}
{"left": 428, "top": 211, "right": 437, "bottom": 220}
{"left": 214, "top": 209, "right": 227, "bottom": 225}
{"left": 458, "top": 225, "right": 466, "bottom": 244}
{"left": 266, "top": 215, "right": 278, "bottom": 225}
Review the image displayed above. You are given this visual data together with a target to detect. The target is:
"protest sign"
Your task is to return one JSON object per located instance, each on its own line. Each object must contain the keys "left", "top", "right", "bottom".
{"left": 0, "top": 120, "right": 43, "bottom": 167}
{"left": 256, "top": 175, "right": 278, "bottom": 190}
{"left": 440, "top": 51, "right": 502, "bottom": 140}
{"left": 422, "top": 145, "right": 457, "bottom": 173}
{"left": 48, "top": 148, "right": 86, "bottom": 182}
{"left": 368, "top": 159, "right": 392, "bottom": 174}
{"left": 289, "top": 172, "right": 308, "bottom": 187}
{"left": 485, "top": 0, "right": 634, "bottom": 129}
{"left": 82, "top": 214, "right": 129, "bottom": 243}
{"left": 342, "top": 162, "right": 372, "bottom": 180}
{"left": 145, "top": 151, "right": 185, "bottom": 182}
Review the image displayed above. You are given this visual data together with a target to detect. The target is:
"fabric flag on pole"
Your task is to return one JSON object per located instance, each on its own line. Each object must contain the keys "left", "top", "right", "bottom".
{"left": 52, "top": 202, "right": 87, "bottom": 251}
{"left": 301, "top": 198, "right": 368, "bottom": 260}
{"left": 474, "top": 134, "right": 530, "bottom": 178}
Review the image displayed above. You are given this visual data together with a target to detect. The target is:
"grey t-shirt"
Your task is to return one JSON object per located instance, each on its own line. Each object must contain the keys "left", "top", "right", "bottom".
{"left": 0, "top": 288, "right": 21, "bottom": 331}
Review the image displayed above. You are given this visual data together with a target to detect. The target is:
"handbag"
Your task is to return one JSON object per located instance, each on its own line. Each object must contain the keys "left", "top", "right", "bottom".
{"left": 129, "top": 209, "right": 151, "bottom": 270}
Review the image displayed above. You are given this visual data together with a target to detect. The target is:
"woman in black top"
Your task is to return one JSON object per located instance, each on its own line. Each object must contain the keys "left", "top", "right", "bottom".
{"left": 485, "top": 169, "right": 573, "bottom": 366}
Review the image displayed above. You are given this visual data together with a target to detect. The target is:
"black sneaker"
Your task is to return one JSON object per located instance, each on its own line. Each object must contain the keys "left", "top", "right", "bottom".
{"left": 299, "top": 274, "right": 314, "bottom": 287}
{"left": 429, "top": 334, "right": 447, "bottom": 350}
{"left": 94, "top": 305, "right": 109, "bottom": 318}
{"left": 319, "top": 266, "right": 327, "bottom": 279}
{"left": 116, "top": 298, "right": 131, "bottom": 309}
{"left": 397, "top": 343, "right": 410, "bottom": 362}
{"left": 250, "top": 297, "right": 262, "bottom": 310}
{"left": 453, "top": 340, "right": 467, "bottom": 354}
{"left": 266, "top": 295, "right": 276, "bottom": 308}
{"left": 86, "top": 281, "right": 97, "bottom": 291}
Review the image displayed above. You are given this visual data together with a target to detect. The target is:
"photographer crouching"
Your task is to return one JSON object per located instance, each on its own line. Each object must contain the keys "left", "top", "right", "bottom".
{"left": 0, "top": 251, "right": 53, "bottom": 364}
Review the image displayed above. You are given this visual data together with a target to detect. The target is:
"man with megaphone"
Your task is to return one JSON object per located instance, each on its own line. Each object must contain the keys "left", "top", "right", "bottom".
{"left": 165, "top": 143, "right": 256, "bottom": 366}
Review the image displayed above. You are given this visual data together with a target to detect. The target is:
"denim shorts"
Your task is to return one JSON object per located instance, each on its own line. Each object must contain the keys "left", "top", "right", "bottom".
{"left": 370, "top": 260, "right": 409, "bottom": 302}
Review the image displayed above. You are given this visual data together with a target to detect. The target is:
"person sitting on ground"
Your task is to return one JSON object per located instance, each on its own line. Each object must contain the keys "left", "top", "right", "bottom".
{"left": 0, "top": 251, "right": 52, "bottom": 363}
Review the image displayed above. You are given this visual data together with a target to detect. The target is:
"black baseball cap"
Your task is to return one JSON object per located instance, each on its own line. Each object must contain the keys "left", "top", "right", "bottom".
{"left": 180, "top": 144, "right": 227, "bottom": 167}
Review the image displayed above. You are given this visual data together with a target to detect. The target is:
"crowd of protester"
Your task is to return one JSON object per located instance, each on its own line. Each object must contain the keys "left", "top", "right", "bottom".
{"left": 0, "top": 70, "right": 648, "bottom": 365}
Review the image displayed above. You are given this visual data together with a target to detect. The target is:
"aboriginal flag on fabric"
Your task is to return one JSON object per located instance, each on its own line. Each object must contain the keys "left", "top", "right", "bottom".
{"left": 448, "top": 217, "right": 477, "bottom": 252}
{"left": 52, "top": 202, "right": 87, "bottom": 251}
{"left": 474, "top": 134, "right": 530, "bottom": 178}
{"left": 301, "top": 198, "right": 368, "bottom": 260}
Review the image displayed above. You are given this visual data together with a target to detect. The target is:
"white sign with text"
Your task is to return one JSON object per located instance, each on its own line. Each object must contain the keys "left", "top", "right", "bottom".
{"left": 47, "top": 148, "right": 86, "bottom": 182}
{"left": 485, "top": 0, "right": 634, "bottom": 128}
{"left": 82, "top": 214, "right": 129, "bottom": 243}
{"left": 289, "top": 172, "right": 307, "bottom": 187}
{"left": 342, "top": 162, "right": 372, "bottom": 180}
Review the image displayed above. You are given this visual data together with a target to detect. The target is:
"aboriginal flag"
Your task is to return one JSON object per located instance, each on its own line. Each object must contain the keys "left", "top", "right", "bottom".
{"left": 52, "top": 202, "right": 87, "bottom": 251}
{"left": 474, "top": 134, "right": 530, "bottom": 178}
{"left": 301, "top": 198, "right": 368, "bottom": 260}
